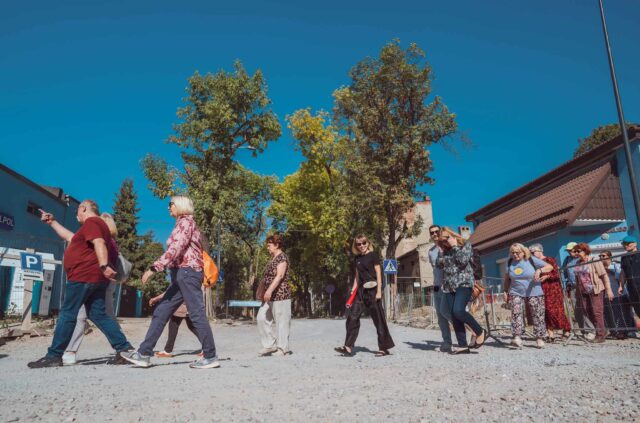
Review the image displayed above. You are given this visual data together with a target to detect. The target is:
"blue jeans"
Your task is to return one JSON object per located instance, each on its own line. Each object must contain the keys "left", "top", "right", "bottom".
{"left": 139, "top": 268, "right": 217, "bottom": 359}
{"left": 47, "top": 281, "right": 132, "bottom": 357}
{"left": 445, "top": 287, "right": 483, "bottom": 347}
{"left": 434, "top": 288, "right": 452, "bottom": 346}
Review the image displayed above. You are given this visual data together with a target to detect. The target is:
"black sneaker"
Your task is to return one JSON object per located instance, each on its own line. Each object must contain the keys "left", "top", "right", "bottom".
{"left": 28, "top": 356, "right": 63, "bottom": 369}
{"left": 107, "top": 348, "right": 135, "bottom": 365}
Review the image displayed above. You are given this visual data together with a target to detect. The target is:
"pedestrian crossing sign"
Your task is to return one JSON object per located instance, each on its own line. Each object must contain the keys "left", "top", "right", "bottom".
{"left": 383, "top": 259, "right": 398, "bottom": 274}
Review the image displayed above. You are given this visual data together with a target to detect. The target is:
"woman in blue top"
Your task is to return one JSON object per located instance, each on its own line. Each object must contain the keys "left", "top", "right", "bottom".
{"left": 503, "top": 243, "right": 553, "bottom": 348}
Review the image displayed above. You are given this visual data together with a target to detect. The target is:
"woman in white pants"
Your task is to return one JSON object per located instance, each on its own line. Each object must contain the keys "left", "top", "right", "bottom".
{"left": 257, "top": 233, "right": 292, "bottom": 356}
{"left": 63, "top": 213, "right": 120, "bottom": 365}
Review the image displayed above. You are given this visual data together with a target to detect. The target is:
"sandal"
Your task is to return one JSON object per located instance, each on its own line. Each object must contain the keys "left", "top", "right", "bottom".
{"left": 374, "top": 350, "right": 390, "bottom": 357}
{"left": 471, "top": 329, "right": 487, "bottom": 349}
{"left": 336, "top": 346, "right": 354, "bottom": 357}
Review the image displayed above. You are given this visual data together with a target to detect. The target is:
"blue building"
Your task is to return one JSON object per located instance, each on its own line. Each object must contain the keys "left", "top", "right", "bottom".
{"left": 466, "top": 126, "right": 640, "bottom": 285}
{"left": 0, "top": 163, "right": 81, "bottom": 314}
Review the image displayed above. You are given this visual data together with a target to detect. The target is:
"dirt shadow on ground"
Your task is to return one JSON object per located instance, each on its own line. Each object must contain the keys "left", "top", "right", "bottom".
{"left": 0, "top": 354, "right": 8, "bottom": 360}
{"left": 404, "top": 341, "right": 440, "bottom": 351}
{"left": 79, "top": 356, "right": 113, "bottom": 365}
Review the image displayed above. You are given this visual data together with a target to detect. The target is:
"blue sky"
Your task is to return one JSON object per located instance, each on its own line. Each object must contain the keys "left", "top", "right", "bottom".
{"left": 2, "top": 0, "right": 639, "bottom": 243}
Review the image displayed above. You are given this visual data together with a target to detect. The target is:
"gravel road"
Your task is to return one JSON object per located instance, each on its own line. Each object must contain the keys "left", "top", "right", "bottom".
{"left": 1, "top": 317, "right": 639, "bottom": 422}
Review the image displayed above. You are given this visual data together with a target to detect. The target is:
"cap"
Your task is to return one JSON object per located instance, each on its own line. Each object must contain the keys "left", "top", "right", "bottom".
{"left": 565, "top": 242, "right": 577, "bottom": 251}
{"left": 622, "top": 236, "right": 638, "bottom": 244}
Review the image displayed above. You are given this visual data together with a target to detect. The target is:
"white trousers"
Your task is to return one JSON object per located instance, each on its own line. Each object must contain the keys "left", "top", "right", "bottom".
{"left": 66, "top": 281, "right": 117, "bottom": 353}
{"left": 257, "top": 299, "right": 291, "bottom": 352}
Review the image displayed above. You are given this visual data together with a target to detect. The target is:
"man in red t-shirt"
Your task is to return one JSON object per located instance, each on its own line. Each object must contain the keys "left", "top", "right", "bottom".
{"left": 28, "top": 200, "right": 133, "bottom": 368}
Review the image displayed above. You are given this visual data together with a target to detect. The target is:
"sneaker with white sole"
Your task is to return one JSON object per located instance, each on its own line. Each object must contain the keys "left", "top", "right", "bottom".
{"left": 189, "top": 357, "right": 220, "bottom": 369}
{"left": 119, "top": 350, "right": 151, "bottom": 368}
{"left": 536, "top": 338, "right": 545, "bottom": 349}
{"left": 584, "top": 333, "right": 596, "bottom": 341}
{"left": 62, "top": 352, "right": 77, "bottom": 366}
{"left": 511, "top": 336, "right": 523, "bottom": 348}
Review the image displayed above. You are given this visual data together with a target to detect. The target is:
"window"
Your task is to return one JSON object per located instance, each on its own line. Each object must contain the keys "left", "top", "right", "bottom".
{"left": 26, "top": 201, "right": 42, "bottom": 217}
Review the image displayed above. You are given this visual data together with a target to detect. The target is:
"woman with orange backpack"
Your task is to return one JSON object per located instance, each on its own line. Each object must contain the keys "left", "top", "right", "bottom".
{"left": 120, "top": 196, "right": 220, "bottom": 369}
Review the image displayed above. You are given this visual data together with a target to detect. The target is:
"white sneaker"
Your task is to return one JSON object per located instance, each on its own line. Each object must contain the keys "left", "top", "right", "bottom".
{"left": 585, "top": 333, "right": 596, "bottom": 341}
{"left": 511, "top": 336, "right": 523, "bottom": 348}
{"left": 62, "top": 352, "right": 77, "bottom": 366}
{"left": 189, "top": 357, "right": 220, "bottom": 369}
{"left": 536, "top": 338, "right": 545, "bottom": 349}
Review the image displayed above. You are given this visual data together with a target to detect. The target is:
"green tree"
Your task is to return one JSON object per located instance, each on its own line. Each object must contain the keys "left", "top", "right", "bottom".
{"left": 334, "top": 40, "right": 459, "bottom": 258}
{"left": 112, "top": 179, "right": 167, "bottom": 301}
{"left": 574, "top": 123, "right": 630, "bottom": 157}
{"left": 142, "top": 61, "right": 281, "bottom": 305}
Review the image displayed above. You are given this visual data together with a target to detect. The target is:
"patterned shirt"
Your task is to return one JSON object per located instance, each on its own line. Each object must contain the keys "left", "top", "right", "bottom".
{"left": 261, "top": 252, "right": 291, "bottom": 301}
{"left": 436, "top": 241, "right": 474, "bottom": 293}
{"left": 153, "top": 215, "right": 203, "bottom": 272}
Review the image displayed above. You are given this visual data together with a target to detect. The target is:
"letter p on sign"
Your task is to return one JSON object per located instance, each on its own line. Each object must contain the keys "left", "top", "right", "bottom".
{"left": 20, "top": 252, "right": 43, "bottom": 272}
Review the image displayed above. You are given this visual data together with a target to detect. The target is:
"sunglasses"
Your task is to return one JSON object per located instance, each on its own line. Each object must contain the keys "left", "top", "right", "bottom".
{"left": 573, "top": 249, "right": 583, "bottom": 253}
{"left": 355, "top": 241, "right": 368, "bottom": 247}
{"left": 510, "top": 251, "right": 523, "bottom": 254}
{"left": 599, "top": 254, "right": 608, "bottom": 258}
{"left": 429, "top": 230, "right": 440, "bottom": 235}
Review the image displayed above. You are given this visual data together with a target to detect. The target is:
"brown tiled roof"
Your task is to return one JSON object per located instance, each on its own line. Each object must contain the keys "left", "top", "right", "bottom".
{"left": 466, "top": 126, "right": 639, "bottom": 253}
{"left": 468, "top": 162, "right": 613, "bottom": 252}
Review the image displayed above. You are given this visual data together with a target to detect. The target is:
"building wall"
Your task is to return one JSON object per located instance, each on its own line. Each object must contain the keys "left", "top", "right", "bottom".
{"left": 616, "top": 139, "right": 640, "bottom": 238}
{"left": 0, "top": 166, "right": 80, "bottom": 312}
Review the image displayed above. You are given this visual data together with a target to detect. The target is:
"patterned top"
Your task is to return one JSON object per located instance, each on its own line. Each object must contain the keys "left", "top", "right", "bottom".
{"left": 261, "top": 252, "right": 291, "bottom": 301}
{"left": 436, "top": 242, "right": 474, "bottom": 293}
{"left": 153, "top": 215, "right": 203, "bottom": 272}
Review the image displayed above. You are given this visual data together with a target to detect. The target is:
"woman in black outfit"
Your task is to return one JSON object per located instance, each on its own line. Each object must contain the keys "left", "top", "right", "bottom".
{"left": 335, "top": 235, "right": 395, "bottom": 357}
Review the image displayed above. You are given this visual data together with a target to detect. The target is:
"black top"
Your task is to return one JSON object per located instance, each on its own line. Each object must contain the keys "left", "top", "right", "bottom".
{"left": 355, "top": 251, "right": 380, "bottom": 285}
{"left": 621, "top": 252, "right": 640, "bottom": 285}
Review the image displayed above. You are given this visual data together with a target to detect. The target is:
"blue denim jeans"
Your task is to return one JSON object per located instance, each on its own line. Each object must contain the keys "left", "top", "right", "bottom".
{"left": 444, "top": 287, "right": 483, "bottom": 347}
{"left": 47, "top": 281, "right": 132, "bottom": 357}
{"left": 434, "top": 288, "right": 452, "bottom": 346}
{"left": 139, "top": 268, "right": 217, "bottom": 359}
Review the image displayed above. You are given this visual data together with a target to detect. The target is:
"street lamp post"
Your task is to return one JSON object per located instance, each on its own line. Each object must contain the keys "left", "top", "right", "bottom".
{"left": 598, "top": 0, "right": 640, "bottom": 231}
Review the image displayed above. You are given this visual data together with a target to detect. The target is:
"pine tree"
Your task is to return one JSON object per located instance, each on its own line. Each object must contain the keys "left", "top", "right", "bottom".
{"left": 112, "top": 179, "right": 143, "bottom": 279}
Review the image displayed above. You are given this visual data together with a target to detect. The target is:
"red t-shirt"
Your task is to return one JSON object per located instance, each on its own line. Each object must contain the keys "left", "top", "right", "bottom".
{"left": 64, "top": 216, "right": 111, "bottom": 283}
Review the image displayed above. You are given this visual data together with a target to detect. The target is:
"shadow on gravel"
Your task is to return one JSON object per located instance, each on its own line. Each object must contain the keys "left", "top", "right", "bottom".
{"left": 79, "top": 356, "right": 112, "bottom": 365}
{"left": 353, "top": 346, "right": 377, "bottom": 354}
{"left": 404, "top": 341, "right": 439, "bottom": 351}
{"left": 0, "top": 354, "right": 7, "bottom": 360}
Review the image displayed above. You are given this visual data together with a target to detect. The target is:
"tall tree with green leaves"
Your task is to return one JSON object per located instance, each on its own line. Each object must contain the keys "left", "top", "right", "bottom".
{"left": 333, "top": 40, "right": 459, "bottom": 259}
{"left": 142, "top": 61, "right": 281, "bottom": 303}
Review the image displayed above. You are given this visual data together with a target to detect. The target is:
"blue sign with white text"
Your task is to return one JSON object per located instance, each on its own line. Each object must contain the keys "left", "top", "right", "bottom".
{"left": 0, "top": 212, "right": 15, "bottom": 231}
{"left": 20, "top": 252, "right": 43, "bottom": 272}
{"left": 383, "top": 259, "right": 398, "bottom": 274}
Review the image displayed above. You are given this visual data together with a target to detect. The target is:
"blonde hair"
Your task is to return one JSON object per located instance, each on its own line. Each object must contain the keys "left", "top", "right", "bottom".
{"left": 100, "top": 213, "right": 118, "bottom": 237}
{"left": 509, "top": 243, "right": 531, "bottom": 260}
{"left": 171, "top": 195, "right": 194, "bottom": 216}
{"left": 352, "top": 234, "right": 374, "bottom": 255}
{"left": 81, "top": 199, "right": 99, "bottom": 215}
{"left": 439, "top": 227, "right": 465, "bottom": 247}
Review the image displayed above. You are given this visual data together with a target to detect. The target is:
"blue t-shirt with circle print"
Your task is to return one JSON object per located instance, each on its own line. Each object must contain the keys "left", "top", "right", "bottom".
{"left": 508, "top": 256, "right": 548, "bottom": 297}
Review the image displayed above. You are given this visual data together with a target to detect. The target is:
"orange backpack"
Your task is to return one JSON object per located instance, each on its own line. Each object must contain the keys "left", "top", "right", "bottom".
{"left": 202, "top": 251, "right": 219, "bottom": 288}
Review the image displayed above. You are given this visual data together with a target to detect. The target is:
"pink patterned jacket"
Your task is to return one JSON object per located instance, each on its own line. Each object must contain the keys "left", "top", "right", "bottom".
{"left": 153, "top": 215, "right": 203, "bottom": 272}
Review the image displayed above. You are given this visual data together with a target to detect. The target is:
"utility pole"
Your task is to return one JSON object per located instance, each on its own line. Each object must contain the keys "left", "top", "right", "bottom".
{"left": 598, "top": 0, "right": 640, "bottom": 231}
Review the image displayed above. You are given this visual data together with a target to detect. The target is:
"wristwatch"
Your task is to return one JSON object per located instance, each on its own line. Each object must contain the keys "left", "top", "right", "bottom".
{"left": 100, "top": 264, "right": 109, "bottom": 271}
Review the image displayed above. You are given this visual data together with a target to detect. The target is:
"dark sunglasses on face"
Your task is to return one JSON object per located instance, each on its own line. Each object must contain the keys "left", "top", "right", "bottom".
{"left": 429, "top": 230, "right": 440, "bottom": 235}
{"left": 356, "top": 242, "right": 368, "bottom": 247}
{"left": 599, "top": 254, "right": 608, "bottom": 259}
{"left": 573, "top": 249, "right": 583, "bottom": 253}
